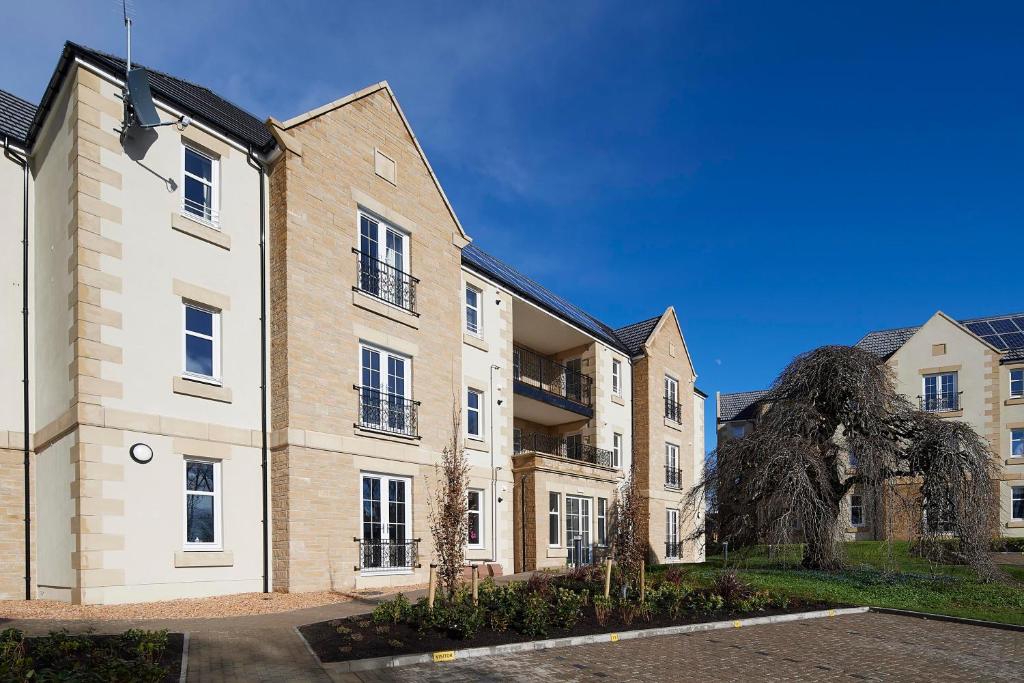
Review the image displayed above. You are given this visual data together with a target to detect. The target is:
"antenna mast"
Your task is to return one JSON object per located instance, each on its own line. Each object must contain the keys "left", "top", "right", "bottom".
{"left": 123, "top": 0, "right": 132, "bottom": 73}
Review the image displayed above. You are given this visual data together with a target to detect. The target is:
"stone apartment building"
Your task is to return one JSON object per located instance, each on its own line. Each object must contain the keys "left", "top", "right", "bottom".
{"left": 717, "top": 310, "right": 1024, "bottom": 540}
{"left": 0, "top": 43, "right": 704, "bottom": 604}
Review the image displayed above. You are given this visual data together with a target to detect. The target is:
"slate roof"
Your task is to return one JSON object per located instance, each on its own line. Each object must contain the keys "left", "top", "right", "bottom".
{"left": 24, "top": 42, "right": 274, "bottom": 152}
{"left": 614, "top": 316, "right": 661, "bottom": 357}
{"left": 718, "top": 390, "right": 770, "bottom": 422}
{"left": 854, "top": 311, "right": 1024, "bottom": 364}
{"left": 0, "top": 88, "right": 36, "bottom": 145}
{"left": 462, "top": 244, "right": 637, "bottom": 354}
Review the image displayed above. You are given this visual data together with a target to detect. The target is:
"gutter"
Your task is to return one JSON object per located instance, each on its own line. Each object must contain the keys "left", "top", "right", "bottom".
{"left": 247, "top": 146, "right": 270, "bottom": 593}
{"left": 4, "top": 136, "right": 31, "bottom": 600}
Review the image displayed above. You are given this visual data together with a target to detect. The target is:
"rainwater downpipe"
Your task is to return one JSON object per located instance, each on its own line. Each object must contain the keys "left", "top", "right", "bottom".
{"left": 4, "top": 136, "right": 30, "bottom": 600}
{"left": 487, "top": 364, "right": 500, "bottom": 564}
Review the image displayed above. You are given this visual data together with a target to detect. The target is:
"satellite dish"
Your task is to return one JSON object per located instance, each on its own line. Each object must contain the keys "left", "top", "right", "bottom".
{"left": 126, "top": 67, "right": 162, "bottom": 128}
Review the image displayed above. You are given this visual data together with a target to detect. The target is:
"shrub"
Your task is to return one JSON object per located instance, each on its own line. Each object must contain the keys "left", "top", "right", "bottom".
{"left": 593, "top": 595, "right": 613, "bottom": 626}
{"left": 617, "top": 598, "right": 639, "bottom": 626}
{"left": 735, "top": 590, "right": 774, "bottom": 613}
{"left": 479, "top": 581, "right": 525, "bottom": 633}
{"left": 552, "top": 588, "right": 587, "bottom": 629}
{"left": 686, "top": 590, "right": 726, "bottom": 614}
{"left": 518, "top": 593, "right": 551, "bottom": 638}
{"left": 713, "top": 571, "right": 751, "bottom": 606}
{"left": 664, "top": 566, "right": 688, "bottom": 585}
{"left": 0, "top": 628, "right": 169, "bottom": 683}
{"left": 526, "top": 571, "right": 554, "bottom": 598}
{"left": 649, "top": 581, "right": 688, "bottom": 619}
{"left": 439, "top": 600, "right": 487, "bottom": 640}
{"left": 372, "top": 593, "right": 412, "bottom": 625}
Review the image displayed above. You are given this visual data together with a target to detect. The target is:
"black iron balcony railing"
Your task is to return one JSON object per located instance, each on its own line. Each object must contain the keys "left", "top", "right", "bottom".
{"left": 354, "top": 386, "right": 420, "bottom": 438}
{"left": 513, "top": 346, "right": 593, "bottom": 408}
{"left": 664, "top": 541, "right": 682, "bottom": 559}
{"left": 353, "top": 248, "right": 419, "bottom": 314}
{"left": 515, "top": 432, "right": 614, "bottom": 468}
{"left": 665, "top": 465, "right": 683, "bottom": 490}
{"left": 665, "top": 395, "right": 683, "bottom": 423}
{"left": 918, "top": 392, "right": 962, "bottom": 413}
{"left": 354, "top": 537, "right": 420, "bottom": 571}
{"left": 566, "top": 542, "right": 609, "bottom": 568}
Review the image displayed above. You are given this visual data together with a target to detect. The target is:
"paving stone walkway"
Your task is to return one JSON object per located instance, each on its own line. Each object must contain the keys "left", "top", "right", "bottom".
{"left": 3, "top": 601, "right": 1020, "bottom": 681}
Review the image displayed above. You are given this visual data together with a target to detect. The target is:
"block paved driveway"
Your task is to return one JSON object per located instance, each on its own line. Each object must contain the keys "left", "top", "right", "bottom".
{"left": 4, "top": 607, "right": 1021, "bottom": 681}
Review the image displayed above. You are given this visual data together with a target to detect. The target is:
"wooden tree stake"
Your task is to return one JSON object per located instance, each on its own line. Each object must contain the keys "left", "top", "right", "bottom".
{"left": 428, "top": 564, "right": 437, "bottom": 609}
{"left": 640, "top": 560, "right": 646, "bottom": 601}
{"left": 603, "top": 558, "right": 612, "bottom": 598}
{"left": 471, "top": 565, "right": 479, "bottom": 605}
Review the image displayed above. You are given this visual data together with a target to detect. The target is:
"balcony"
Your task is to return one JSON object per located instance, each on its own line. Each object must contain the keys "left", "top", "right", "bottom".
{"left": 919, "top": 392, "right": 962, "bottom": 413}
{"left": 354, "top": 386, "right": 420, "bottom": 438}
{"left": 665, "top": 465, "right": 683, "bottom": 490}
{"left": 354, "top": 538, "right": 420, "bottom": 572}
{"left": 514, "top": 432, "right": 614, "bottom": 468}
{"left": 353, "top": 248, "right": 418, "bottom": 314}
{"left": 513, "top": 346, "right": 594, "bottom": 422}
{"left": 665, "top": 395, "right": 683, "bottom": 423}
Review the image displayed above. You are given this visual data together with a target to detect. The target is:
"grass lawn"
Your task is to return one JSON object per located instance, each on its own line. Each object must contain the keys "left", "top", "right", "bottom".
{"left": 681, "top": 541, "right": 1024, "bottom": 625}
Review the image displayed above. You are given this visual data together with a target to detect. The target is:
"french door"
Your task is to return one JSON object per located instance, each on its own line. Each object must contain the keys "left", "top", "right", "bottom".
{"left": 566, "top": 496, "right": 592, "bottom": 565}
{"left": 666, "top": 509, "right": 680, "bottom": 558}
{"left": 360, "top": 346, "right": 411, "bottom": 435}
{"left": 359, "top": 213, "right": 410, "bottom": 308}
{"left": 923, "top": 372, "right": 957, "bottom": 412}
{"left": 361, "top": 474, "right": 412, "bottom": 570}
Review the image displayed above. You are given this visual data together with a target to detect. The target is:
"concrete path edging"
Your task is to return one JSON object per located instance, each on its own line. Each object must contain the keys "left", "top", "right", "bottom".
{"left": 867, "top": 607, "right": 1024, "bottom": 633}
{"left": 178, "top": 632, "right": 189, "bottom": 683}
{"left": 308, "top": 606, "right": 870, "bottom": 677}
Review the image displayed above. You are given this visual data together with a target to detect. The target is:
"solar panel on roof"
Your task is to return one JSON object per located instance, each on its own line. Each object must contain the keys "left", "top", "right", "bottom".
{"left": 966, "top": 321, "right": 995, "bottom": 336}
{"left": 989, "top": 318, "right": 1018, "bottom": 334}
{"left": 983, "top": 334, "right": 1009, "bottom": 350}
{"left": 1013, "top": 317, "right": 1024, "bottom": 331}
{"left": 1001, "top": 332, "right": 1024, "bottom": 349}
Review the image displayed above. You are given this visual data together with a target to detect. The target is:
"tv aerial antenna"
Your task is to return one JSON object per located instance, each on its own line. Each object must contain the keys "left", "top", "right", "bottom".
{"left": 119, "top": 0, "right": 190, "bottom": 137}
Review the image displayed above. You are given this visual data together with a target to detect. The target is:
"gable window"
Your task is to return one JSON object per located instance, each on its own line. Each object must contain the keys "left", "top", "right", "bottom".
{"left": 597, "top": 497, "right": 607, "bottom": 547}
{"left": 665, "top": 375, "right": 681, "bottom": 422}
{"left": 850, "top": 494, "right": 865, "bottom": 527}
{"left": 922, "top": 372, "right": 958, "bottom": 412}
{"left": 360, "top": 473, "right": 414, "bottom": 571}
{"left": 1012, "top": 429, "right": 1023, "bottom": 458}
{"left": 548, "top": 492, "right": 560, "bottom": 546}
{"left": 665, "top": 509, "right": 680, "bottom": 559}
{"left": 184, "top": 459, "right": 221, "bottom": 550}
{"left": 611, "top": 359, "right": 622, "bottom": 396}
{"left": 1011, "top": 369, "right": 1024, "bottom": 398}
{"left": 357, "top": 213, "right": 415, "bottom": 312}
{"left": 467, "top": 389, "right": 483, "bottom": 438}
{"left": 467, "top": 490, "right": 483, "bottom": 548}
{"left": 665, "top": 442, "right": 681, "bottom": 488}
{"left": 1013, "top": 487, "right": 1024, "bottom": 521}
{"left": 182, "top": 145, "right": 219, "bottom": 225}
{"left": 612, "top": 432, "right": 623, "bottom": 468}
{"left": 183, "top": 302, "right": 220, "bottom": 383}
{"left": 359, "top": 345, "right": 416, "bottom": 437}
{"left": 465, "top": 285, "right": 481, "bottom": 336}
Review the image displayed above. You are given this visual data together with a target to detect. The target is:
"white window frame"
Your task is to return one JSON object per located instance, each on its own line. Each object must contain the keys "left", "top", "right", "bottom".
{"left": 359, "top": 472, "right": 413, "bottom": 574}
{"left": 182, "top": 301, "right": 222, "bottom": 384}
{"left": 1012, "top": 486, "right": 1024, "bottom": 521}
{"left": 181, "top": 144, "right": 220, "bottom": 227}
{"left": 612, "top": 432, "right": 623, "bottom": 468}
{"left": 357, "top": 210, "right": 413, "bottom": 310}
{"left": 611, "top": 358, "right": 622, "bottom": 396}
{"left": 597, "top": 497, "right": 607, "bottom": 547}
{"left": 359, "top": 344, "right": 411, "bottom": 400}
{"left": 666, "top": 509, "right": 680, "bottom": 559}
{"left": 465, "top": 284, "right": 482, "bottom": 337}
{"left": 665, "top": 375, "right": 679, "bottom": 404}
{"left": 548, "top": 492, "right": 560, "bottom": 547}
{"left": 183, "top": 458, "right": 222, "bottom": 551}
{"left": 467, "top": 489, "right": 484, "bottom": 549}
{"left": 1011, "top": 429, "right": 1024, "bottom": 459}
{"left": 565, "top": 495, "right": 592, "bottom": 563}
{"left": 1011, "top": 369, "right": 1024, "bottom": 399}
{"left": 850, "top": 494, "right": 866, "bottom": 527}
{"left": 922, "top": 371, "right": 958, "bottom": 411}
{"left": 466, "top": 388, "right": 483, "bottom": 439}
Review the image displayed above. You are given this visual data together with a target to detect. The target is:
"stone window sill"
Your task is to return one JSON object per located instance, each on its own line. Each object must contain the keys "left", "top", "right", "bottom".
{"left": 464, "top": 437, "right": 489, "bottom": 453}
{"left": 933, "top": 410, "right": 964, "bottom": 419}
{"left": 354, "top": 425, "right": 420, "bottom": 444}
{"left": 546, "top": 547, "right": 567, "bottom": 559}
{"left": 611, "top": 393, "right": 625, "bottom": 406}
{"left": 174, "top": 550, "right": 234, "bottom": 568}
{"left": 1005, "top": 397, "right": 1024, "bottom": 406}
{"left": 1006, "top": 458, "right": 1024, "bottom": 466}
{"left": 1005, "top": 521, "right": 1024, "bottom": 529}
{"left": 463, "top": 333, "right": 488, "bottom": 352}
{"left": 352, "top": 289, "right": 420, "bottom": 329}
{"left": 664, "top": 417, "right": 682, "bottom": 431}
{"left": 171, "top": 212, "right": 230, "bottom": 250}
{"left": 173, "top": 376, "right": 233, "bottom": 403}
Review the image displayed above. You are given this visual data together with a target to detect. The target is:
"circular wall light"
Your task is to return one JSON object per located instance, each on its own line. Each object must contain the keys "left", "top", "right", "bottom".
{"left": 129, "top": 442, "right": 154, "bottom": 464}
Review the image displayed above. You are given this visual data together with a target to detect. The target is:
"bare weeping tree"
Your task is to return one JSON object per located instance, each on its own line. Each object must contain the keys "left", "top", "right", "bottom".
{"left": 686, "top": 345, "right": 998, "bottom": 575}
{"left": 427, "top": 402, "right": 470, "bottom": 599}
{"left": 609, "top": 472, "right": 647, "bottom": 590}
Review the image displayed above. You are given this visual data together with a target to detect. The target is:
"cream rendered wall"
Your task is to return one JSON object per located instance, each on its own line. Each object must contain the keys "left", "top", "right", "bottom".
{"left": 460, "top": 267, "right": 514, "bottom": 571}
{"left": 999, "top": 358, "right": 1023, "bottom": 537}
{"left": 594, "top": 343, "right": 632, "bottom": 476}
{"left": 0, "top": 151, "right": 31, "bottom": 434}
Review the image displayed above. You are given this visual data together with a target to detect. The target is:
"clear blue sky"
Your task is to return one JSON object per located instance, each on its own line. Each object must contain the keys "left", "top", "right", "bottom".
{"left": 4, "top": 1, "right": 1022, "bottom": 451}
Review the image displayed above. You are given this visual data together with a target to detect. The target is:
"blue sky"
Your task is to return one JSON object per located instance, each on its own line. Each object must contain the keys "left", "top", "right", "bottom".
{"left": 4, "top": 1, "right": 1022, "bottom": 450}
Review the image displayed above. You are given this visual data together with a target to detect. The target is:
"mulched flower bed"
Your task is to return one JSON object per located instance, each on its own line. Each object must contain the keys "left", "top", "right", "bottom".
{"left": 301, "top": 584, "right": 834, "bottom": 664}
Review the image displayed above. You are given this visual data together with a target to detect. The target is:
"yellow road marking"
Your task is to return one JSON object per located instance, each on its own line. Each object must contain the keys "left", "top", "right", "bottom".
{"left": 432, "top": 650, "right": 455, "bottom": 662}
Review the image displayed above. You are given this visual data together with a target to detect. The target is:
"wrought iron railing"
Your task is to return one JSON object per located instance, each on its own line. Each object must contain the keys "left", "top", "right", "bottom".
{"left": 665, "top": 465, "right": 683, "bottom": 489}
{"left": 354, "top": 538, "right": 420, "bottom": 571}
{"left": 918, "top": 392, "right": 962, "bottom": 413}
{"left": 665, "top": 395, "right": 683, "bottom": 423}
{"left": 514, "top": 432, "right": 613, "bottom": 467}
{"left": 566, "top": 542, "right": 609, "bottom": 568}
{"left": 354, "top": 386, "right": 420, "bottom": 438}
{"left": 664, "top": 541, "right": 682, "bottom": 559}
{"left": 513, "top": 346, "right": 593, "bottom": 407}
{"left": 353, "top": 248, "right": 419, "bottom": 313}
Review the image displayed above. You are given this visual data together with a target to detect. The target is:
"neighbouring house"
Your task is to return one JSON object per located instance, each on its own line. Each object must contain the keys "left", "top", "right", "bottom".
{"left": 717, "top": 310, "right": 1024, "bottom": 541}
{"left": 0, "top": 44, "right": 705, "bottom": 604}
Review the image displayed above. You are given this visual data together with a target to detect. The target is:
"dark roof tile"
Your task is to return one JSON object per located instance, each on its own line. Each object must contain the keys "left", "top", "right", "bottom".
{"left": 614, "top": 316, "right": 661, "bottom": 356}
{"left": 718, "top": 390, "right": 769, "bottom": 422}
{"left": 0, "top": 88, "right": 36, "bottom": 145}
